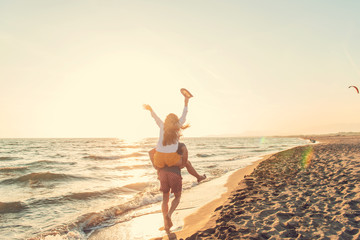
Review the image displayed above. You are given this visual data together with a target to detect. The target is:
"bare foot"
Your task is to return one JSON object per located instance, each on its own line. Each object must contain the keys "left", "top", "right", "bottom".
{"left": 167, "top": 232, "right": 177, "bottom": 240}
{"left": 160, "top": 215, "right": 173, "bottom": 232}
{"left": 197, "top": 174, "right": 206, "bottom": 183}
{"left": 166, "top": 214, "right": 173, "bottom": 229}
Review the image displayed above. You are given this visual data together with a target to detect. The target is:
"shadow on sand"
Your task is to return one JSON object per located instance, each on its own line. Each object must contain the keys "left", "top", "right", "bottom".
{"left": 153, "top": 231, "right": 178, "bottom": 240}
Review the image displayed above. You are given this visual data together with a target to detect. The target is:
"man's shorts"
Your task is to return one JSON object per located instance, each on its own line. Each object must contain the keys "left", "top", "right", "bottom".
{"left": 159, "top": 169, "right": 182, "bottom": 193}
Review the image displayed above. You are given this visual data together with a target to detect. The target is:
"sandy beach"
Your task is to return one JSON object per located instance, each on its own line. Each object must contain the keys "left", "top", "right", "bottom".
{"left": 180, "top": 135, "right": 360, "bottom": 239}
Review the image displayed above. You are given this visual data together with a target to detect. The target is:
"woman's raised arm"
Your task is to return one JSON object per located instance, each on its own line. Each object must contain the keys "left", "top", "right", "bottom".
{"left": 143, "top": 104, "right": 163, "bottom": 127}
{"left": 179, "top": 97, "right": 190, "bottom": 126}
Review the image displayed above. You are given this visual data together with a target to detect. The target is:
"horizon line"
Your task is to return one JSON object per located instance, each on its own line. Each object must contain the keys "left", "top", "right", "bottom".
{"left": 1, "top": 132, "right": 360, "bottom": 139}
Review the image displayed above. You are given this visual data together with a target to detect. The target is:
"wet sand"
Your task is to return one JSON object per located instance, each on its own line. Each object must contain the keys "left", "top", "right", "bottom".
{"left": 181, "top": 135, "right": 360, "bottom": 239}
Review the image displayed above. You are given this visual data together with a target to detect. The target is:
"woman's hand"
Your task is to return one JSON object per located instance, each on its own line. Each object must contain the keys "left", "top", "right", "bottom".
{"left": 143, "top": 104, "right": 152, "bottom": 111}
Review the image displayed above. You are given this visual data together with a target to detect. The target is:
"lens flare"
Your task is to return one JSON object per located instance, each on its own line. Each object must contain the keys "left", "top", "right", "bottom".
{"left": 301, "top": 146, "right": 314, "bottom": 169}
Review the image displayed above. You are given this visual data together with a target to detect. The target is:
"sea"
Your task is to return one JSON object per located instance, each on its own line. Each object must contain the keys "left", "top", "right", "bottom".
{"left": 0, "top": 137, "right": 309, "bottom": 240}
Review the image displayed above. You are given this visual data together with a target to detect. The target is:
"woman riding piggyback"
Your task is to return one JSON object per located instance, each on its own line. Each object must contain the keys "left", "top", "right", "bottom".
{"left": 146, "top": 100, "right": 189, "bottom": 168}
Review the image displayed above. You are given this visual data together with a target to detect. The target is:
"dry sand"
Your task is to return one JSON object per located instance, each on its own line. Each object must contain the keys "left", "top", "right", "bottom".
{"left": 177, "top": 135, "right": 360, "bottom": 239}
{"left": 172, "top": 156, "right": 268, "bottom": 240}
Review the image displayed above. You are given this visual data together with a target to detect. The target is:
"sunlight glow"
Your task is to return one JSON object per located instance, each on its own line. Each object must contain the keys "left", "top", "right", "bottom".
{"left": 1, "top": 1, "right": 360, "bottom": 138}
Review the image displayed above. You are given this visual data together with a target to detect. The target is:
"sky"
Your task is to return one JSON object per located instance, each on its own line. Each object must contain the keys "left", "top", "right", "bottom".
{"left": 1, "top": 0, "right": 360, "bottom": 139}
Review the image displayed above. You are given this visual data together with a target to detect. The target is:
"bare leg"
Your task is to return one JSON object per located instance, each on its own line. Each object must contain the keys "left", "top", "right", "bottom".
{"left": 162, "top": 192, "right": 171, "bottom": 232}
{"left": 178, "top": 145, "right": 206, "bottom": 183}
{"left": 166, "top": 191, "right": 181, "bottom": 230}
{"left": 149, "top": 148, "right": 160, "bottom": 179}
{"left": 186, "top": 161, "right": 206, "bottom": 183}
{"left": 148, "top": 148, "right": 158, "bottom": 169}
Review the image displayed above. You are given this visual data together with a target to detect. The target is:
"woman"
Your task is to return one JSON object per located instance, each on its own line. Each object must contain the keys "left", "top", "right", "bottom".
{"left": 143, "top": 93, "right": 206, "bottom": 182}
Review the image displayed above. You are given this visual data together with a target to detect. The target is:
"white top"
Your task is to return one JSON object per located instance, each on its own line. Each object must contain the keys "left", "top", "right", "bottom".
{"left": 151, "top": 106, "right": 188, "bottom": 153}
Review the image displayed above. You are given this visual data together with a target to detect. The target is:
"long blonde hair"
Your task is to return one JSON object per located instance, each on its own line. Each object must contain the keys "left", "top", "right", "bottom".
{"left": 163, "top": 113, "right": 189, "bottom": 146}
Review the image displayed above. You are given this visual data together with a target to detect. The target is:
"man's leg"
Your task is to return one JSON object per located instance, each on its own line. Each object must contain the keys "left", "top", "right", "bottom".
{"left": 168, "top": 191, "right": 181, "bottom": 218}
{"left": 162, "top": 192, "right": 170, "bottom": 231}
{"left": 166, "top": 191, "right": 181, "bottom": 230}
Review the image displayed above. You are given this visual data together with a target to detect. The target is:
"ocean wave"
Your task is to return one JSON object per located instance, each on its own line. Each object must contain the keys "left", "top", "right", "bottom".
{"left": 63, "top": 186, "right": 138, "bottom": 201}
{"left": 28, "top": 189, "right": 116, "bottom": 207}
{"left": 225, "top": 155, "right": 251, "bottom": 161}
{"left": 63, "top": 184, "right": 151, "bottom": 201}
{"left": 64, "top": 191, "right": 107, "bottom": 201}
{"left": 48, "top": 153, "right": 67, "bottom": 158}
{"left": 251, "top": 149, "right": 268, "bottom": 152}
{"left": 29, "top": 184, "right": 162, "bottom": 239}
{"left": 81, "top": 192, "right": 162, "bottom": 233}
{"left": 0, "top": 156, "right": 20, "bottom": 161}
{"left": 122, "top": 182, "right": 152, "bottom": 191}
{"left": 30, "top": 183, "right": 153, "bottom": 207}
{"left": 29, "top": 196, "right": 63, "bottom": 206}
{"left": 26, "top": 146, "right": 46, "bottom": 149}
{"left": 0, "top": 166, "right": 28, "bottom": 172}
{"left": 115, "top": 164, "right": 150, "bottom": 170}
{"left": 0, "top": 201, "right": 26, "bottom": 213}
{"left": 1, "top": 172, "right": 83, "bottom": 185}
{"left": 196, "top": 153, "right": 215, "bottom": 158}
{"left": 206, "top": 164, "right": 218, "bottom": 168}
{"left": 83, "top": 155, "right": 122, "bottom": 160}
{"left": 223, "top": 146, "right": 259, "bottom": 149}
{"left": 116, "top": 145, "right": 142, "bottom": 149}
{"left": 83, "top": 152, "right": 145, "bottom": 160}
{"left": 25, "top": 160, "right": 77, "bottom": 167}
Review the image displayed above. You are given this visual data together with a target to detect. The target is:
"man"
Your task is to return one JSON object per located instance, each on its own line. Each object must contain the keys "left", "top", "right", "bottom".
{"left": 149, "top": 143, "right": 205, "bottom": 232}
